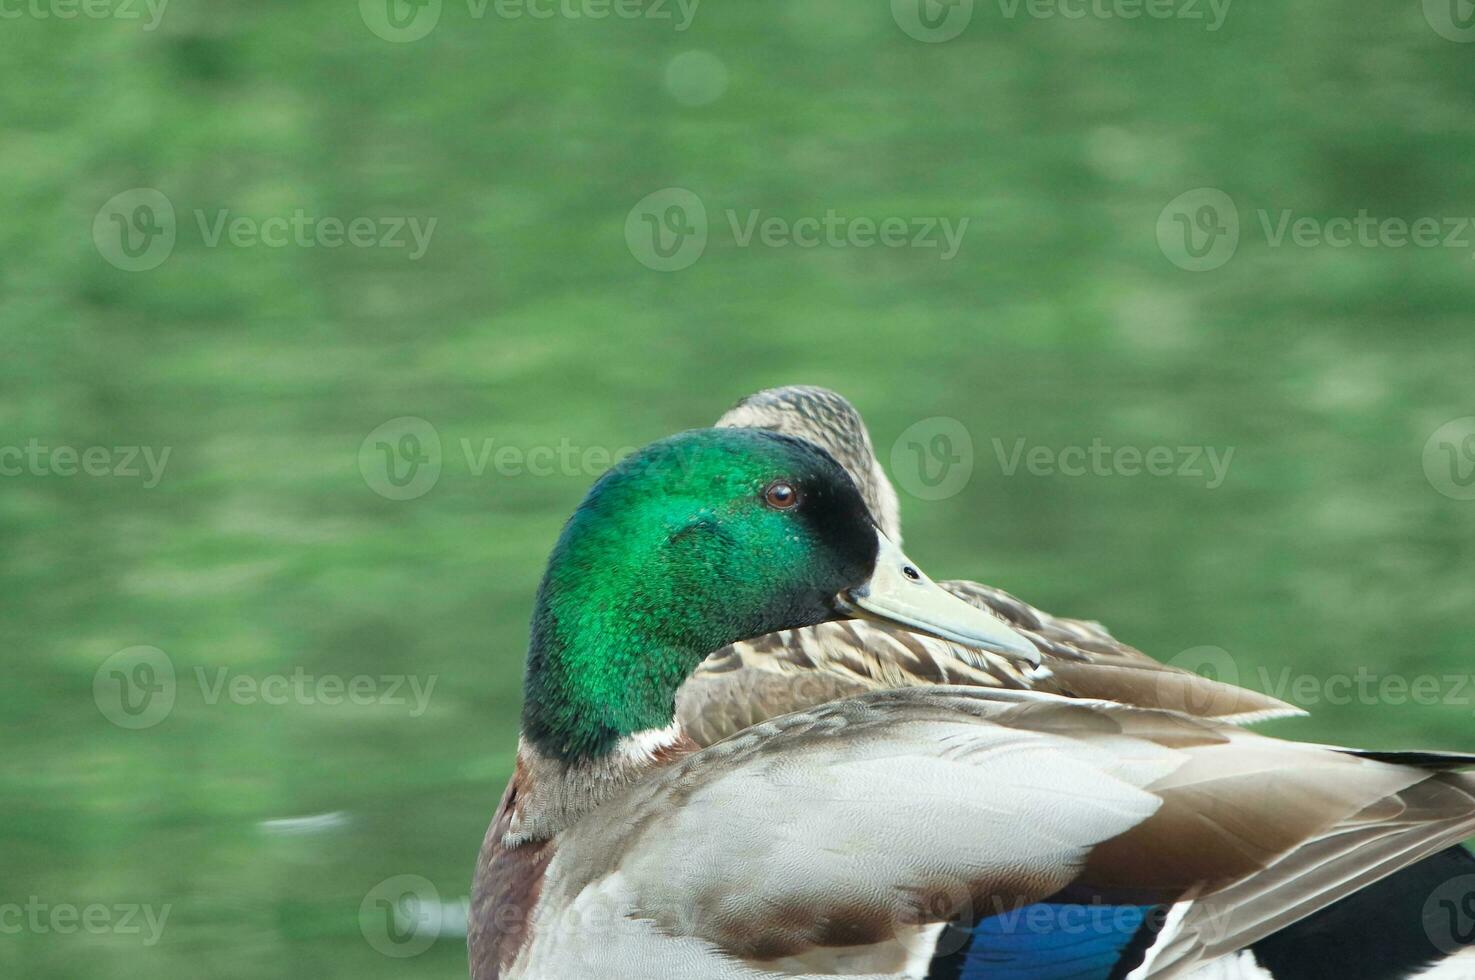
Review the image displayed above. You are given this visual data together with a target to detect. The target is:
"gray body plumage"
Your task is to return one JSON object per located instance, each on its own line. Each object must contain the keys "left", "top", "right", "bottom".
{"left": 502, "top": 688, "right": 1475, "bottom": 979}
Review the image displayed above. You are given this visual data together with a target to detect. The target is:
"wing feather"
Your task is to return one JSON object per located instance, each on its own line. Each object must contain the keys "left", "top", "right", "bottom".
{"left": 538, "top": 689, "right": 1475, "bottom": 975}
{"left": 677, "top": 582, "right": 1300, "bottom": 749}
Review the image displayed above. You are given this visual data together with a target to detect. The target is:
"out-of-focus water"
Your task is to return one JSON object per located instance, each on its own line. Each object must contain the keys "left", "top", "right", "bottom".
{"left": 4, "top": 2, "right": 1475, "bottom": 977}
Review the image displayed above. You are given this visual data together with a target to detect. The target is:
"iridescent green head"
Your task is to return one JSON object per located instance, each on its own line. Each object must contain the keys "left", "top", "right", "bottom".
{"left": 521, "top": 427, "right": 1037, "bottom": 761}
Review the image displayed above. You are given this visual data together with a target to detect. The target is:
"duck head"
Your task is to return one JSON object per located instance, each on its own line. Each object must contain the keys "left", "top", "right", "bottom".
{"left": 716, "top": 385, "right": 903, "bottom": 544}
{"left": 521, "top": 427, "right": 1035, "bottom": 761}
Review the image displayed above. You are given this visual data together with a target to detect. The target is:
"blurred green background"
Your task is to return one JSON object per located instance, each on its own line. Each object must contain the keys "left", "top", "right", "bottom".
{"left": 5, "top": 0, "right": 1475, "bottom": 977}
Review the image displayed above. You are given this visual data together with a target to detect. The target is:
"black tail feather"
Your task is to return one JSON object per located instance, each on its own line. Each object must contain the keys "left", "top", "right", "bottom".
{"left": 1250, "top": 844, "right": 1475, "bottom": 980}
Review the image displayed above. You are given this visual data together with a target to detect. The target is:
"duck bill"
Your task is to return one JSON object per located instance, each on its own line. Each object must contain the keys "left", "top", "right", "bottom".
{"left": 835, "top": 531, "right": 1041, "bottom": 668}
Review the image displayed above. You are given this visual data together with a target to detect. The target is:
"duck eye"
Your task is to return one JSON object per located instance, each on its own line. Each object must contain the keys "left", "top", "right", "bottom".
{"left": 763, "top": 480, "right": 799, "bottom": 510}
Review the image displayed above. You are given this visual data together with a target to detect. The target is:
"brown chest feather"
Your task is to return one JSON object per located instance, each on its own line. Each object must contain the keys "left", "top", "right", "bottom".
{"left": 468, "top": 769, "right": 554, "bottom": 980}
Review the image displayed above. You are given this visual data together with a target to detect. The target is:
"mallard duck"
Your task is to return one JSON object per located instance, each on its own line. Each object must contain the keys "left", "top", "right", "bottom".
{"left": 469, "top": 426, "right": 1475, "bottom": 979}
{"left": 693, "top": 386, "right": 1475, "bottom": 980}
